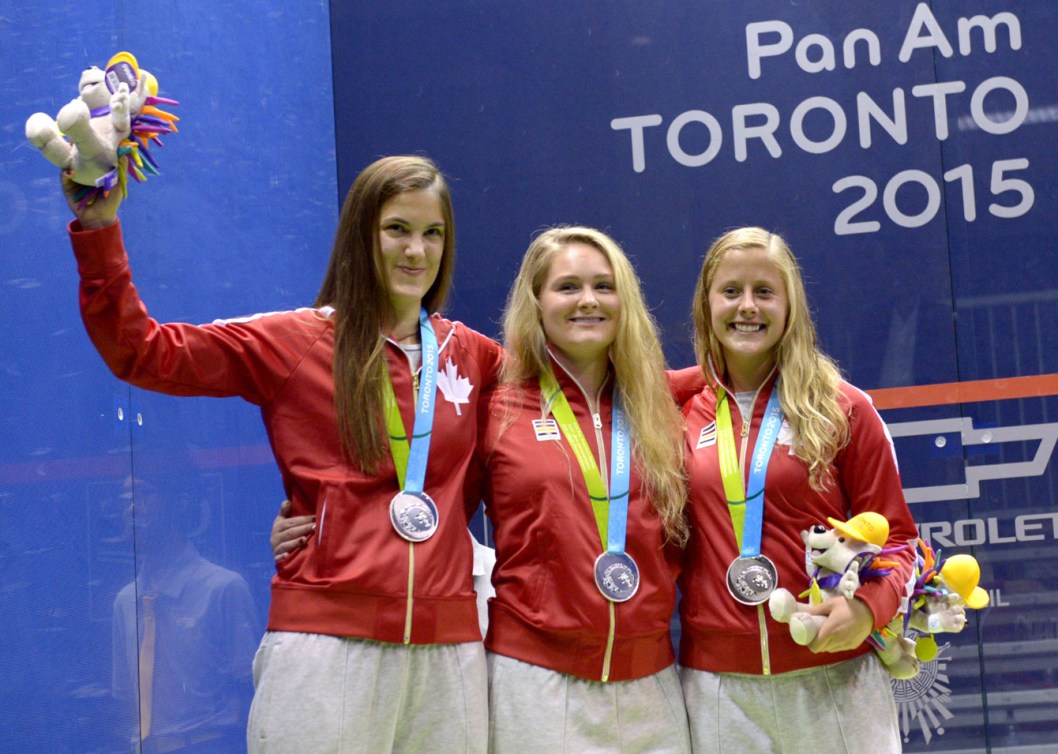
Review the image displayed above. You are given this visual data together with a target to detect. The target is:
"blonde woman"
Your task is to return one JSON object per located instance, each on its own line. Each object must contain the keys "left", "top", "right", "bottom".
{"left": 479, "top": 227, "right": 698, "bottom": 753}
{"left": 678, "top": 227, "right": 916, "bottom": 753}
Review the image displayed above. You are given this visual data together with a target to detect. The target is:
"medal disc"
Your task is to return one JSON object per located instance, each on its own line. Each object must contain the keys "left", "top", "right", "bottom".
{"left": 389, "top": 491, "right": 439, "bottom": 542}
{"left": 594, "top": 551, "right": 640, "bottom": 603}
{"left": 726, "top": 555, "right": 778, "bottom": 605}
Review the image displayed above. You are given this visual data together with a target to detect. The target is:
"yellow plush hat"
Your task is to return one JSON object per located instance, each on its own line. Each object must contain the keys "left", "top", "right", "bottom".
{"left": 940, "top": 554, "right": 990, "bottom": 609}
{"left": 827, "top": 512, "right": 890, "bottom": 548}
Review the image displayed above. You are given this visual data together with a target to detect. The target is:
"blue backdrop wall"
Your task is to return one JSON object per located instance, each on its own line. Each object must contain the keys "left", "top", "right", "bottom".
{"left": 3, "top": 1, "right": 1056, "bottom": 752}
{"left": 330, "top": 3, "right": 1058, "bottom": 749}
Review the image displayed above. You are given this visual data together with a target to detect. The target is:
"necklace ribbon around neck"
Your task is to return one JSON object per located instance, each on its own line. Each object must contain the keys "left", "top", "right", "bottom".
{"left": 540, "top": 369, "right": 637, "bottom": 602}
{"left": 382, "top": 308, "right": 440, "bottom": 542}
{"left": 716, "top": 380, "right": 784, "bottom": 604}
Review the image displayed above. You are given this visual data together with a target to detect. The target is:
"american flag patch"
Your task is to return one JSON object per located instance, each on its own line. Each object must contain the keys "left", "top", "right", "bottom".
{"left": 696, "top": 422, "right": 717, "bottom": 449}
{"left": 532, "top": 418, "right": 561, "bottom": 442}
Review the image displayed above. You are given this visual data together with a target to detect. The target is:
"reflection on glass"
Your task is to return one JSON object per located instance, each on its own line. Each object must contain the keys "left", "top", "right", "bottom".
{"left": 111, "top": 475, "right": 259, "bottom": 753}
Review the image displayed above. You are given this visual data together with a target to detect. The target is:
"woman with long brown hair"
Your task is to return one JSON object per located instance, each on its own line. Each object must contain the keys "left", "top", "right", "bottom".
{"left": 62, "top": 155, "right": 502, "bottom": 752}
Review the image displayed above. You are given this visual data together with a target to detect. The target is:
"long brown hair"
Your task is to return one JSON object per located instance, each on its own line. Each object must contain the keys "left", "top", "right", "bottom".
{"left": 317, "top": 156, "right": 455, "bottom": 473}
{"left": 502, "top": 227, "right": 689, "bottom": 545}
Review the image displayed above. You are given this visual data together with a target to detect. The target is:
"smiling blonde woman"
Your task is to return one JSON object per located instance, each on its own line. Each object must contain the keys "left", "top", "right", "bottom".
{"left": 479, "top": 226, "right": 698, "bottom": 753}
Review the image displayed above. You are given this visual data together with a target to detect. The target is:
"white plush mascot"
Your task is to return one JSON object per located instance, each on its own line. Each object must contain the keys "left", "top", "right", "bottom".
{"left": 769, "top": 512, "right": 923, "bottom": 679}
{"left": 25, "top": 52, "right": 178, "bottom": 202}
{"left": 899, "top": 546, "right": 990, "bottom": 664}
{"left": 768, "top": 513, "right": 893, "bottom": 642}
{"left": 770, "top": 512, "right": 989, "bottom": 680}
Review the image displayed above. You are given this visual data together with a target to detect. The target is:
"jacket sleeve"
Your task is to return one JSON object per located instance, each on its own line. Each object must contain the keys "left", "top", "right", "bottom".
{"left": 70, "top": 219, "right": 319, "bottom": 405}
{"left": 665, "top": 366, "right": 706, "bottom": 408}
{"left": 836, "top": 385, "right": 918, "bottom": 630}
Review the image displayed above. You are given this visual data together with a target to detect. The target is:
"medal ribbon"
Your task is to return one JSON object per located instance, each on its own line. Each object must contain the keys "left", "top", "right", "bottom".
{"left": 381, "top": 309, "right": 439, "bottom": 491}
{"left": 715, "top": 383, "right": 783, "bottom": 555}
{"left": 540, "top": 370, "right": 631, "bottom": 552}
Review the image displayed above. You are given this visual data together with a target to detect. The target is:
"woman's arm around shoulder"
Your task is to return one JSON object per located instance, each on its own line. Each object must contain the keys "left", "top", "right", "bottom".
{"left": 666, "top": 365, "right": 706, "bottom": 408}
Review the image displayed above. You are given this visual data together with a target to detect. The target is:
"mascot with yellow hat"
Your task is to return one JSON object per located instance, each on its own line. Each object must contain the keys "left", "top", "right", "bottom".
{"left": 769, "top": 513, "right": 988, "bottom": 679}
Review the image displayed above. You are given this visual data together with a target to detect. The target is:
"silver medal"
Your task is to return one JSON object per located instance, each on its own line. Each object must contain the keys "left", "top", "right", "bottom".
{"left": 726, "top": 555, "right": 778, "bottom": 605}
{"left": 389, "top": 491, "right": 439, "bottom": 542}
{"left": 594, "top": 551, "right": 640, "bottom": 603}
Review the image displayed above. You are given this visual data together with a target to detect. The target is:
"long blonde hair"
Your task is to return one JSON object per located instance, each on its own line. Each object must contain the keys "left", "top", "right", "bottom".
{"left": 502, "top": 227, "right": 688, "bottom": 545}
{"left": 692, "top": 227, "right": 849, "bottom": 489}
{"left": 316, "top": 156, "right": 455, "bottom": 474}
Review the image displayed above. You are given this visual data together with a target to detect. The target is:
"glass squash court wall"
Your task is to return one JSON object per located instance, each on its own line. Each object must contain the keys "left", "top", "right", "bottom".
{"left": 3, "top": 3, "right": 336, "bottom": 751}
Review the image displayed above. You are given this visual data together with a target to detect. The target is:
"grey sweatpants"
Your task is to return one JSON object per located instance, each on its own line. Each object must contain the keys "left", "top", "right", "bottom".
{"left": 679, "top": 653, "right": 901, "bottom": 753}
{"left": 247, "top": 631, "right": 487, "bottom": 754}
{"left": 487, "top": 652, "right": 692, "bottom": 753}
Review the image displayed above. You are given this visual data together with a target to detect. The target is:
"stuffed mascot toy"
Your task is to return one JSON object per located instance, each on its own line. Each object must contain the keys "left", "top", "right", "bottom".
{"left": 769, "top": 513, "right": 988, "bottom": 679}
{"left": 25, "top": 52, "right": 178, "bottom": 204}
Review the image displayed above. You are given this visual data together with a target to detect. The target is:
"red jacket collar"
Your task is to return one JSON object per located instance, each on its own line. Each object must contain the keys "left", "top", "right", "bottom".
{"left": 546, "top": 349, "right": 613, "bottom": 403}
{"left": 706, "top": 354, "right": 780, "bottom": 400}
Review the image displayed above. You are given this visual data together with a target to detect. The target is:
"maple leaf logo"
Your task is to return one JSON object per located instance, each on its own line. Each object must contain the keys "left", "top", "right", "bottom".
{"left": 437, "top": 358, "right": 473, "bottom": 415}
